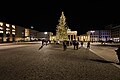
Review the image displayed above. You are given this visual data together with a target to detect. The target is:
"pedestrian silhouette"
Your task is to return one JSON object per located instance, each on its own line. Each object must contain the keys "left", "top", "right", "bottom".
{"left": 87, "top": 41, "right": 90, "bottom": 49}
{"left": 73, "top": 40, "right": 76, "bottom": 50}
{"left": 115, "top": 46, "right": 120, "bottom": 64}
{"left": 63, "top": 40, "right": 67, "bottom": 51}
{"left": 42, "top": 39, "right": 45, "bottom": 45}
{"left": 80, "top": 41, "right": 83, "bottom": 48}
{"left": 76, "top": 41, "right": 79, "bottom": 50}
{"left": 38, "top": 40, "right": 45, "bottom": 50}
{"left": 45, "top": 40, "right": 48, "bottom": 46}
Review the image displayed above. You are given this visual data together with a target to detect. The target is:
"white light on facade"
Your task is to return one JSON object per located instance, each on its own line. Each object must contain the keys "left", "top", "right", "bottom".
{"left": 0, "top": 27, "right": 3, "bottom": 30}
{"left": 0, "top": 31, "right": 3, "bottom": 33}
{"left": 0, "top": 22, "right": 3, "bottom": 26}
{"left": 12, "top": 32, "right": 15, "bottom": 34}
{"left": 12, "top": 30, "right": 15, "bottom": 31}
{"left": 90, "top": 31, "right": 95, "bottom": 33}
{"left": 6, "top": 28, "right": 10, "bottom": 30}
{"left": 6, "top": 24, "right": 10, "bottom": 27}
{"left": 31, "top": 26, "right": 34, "bottom": 29}
{"left": 6, "top": 31, "right": 9, "bottom": 34}
{"left": 12, "top": 25, "right": 15, "bottom": 29}
{"left": 44, "top": 32, "right": 47, "bottom": 34}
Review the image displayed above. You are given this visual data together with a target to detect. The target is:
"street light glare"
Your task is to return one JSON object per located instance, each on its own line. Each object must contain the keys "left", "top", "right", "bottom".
{"left": 90, "top": 31, "right": 95, "bottom": 33}
{"left": 44, "top": 32, "right": 47, "bottom": 34}
{"left": 31, "top": 26, "right": 34, "bottom": 29}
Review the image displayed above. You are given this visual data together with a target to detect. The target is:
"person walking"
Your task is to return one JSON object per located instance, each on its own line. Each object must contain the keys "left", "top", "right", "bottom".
{"left": 38, "top": 39, "right": 45, "bottom": 50}
{"left": 73, "top": 40, "right": 76, "bottom": 50}
{"left": 115, "top": 46, "right": 120, "bottom": 64}
{"left": 87, "top": 41, "right": 90, "bottom": 49}
{"left": 42, "top": 39, "right": 45, "bottom": 46}
{"left": 80, "top": 41, "right": 83, "bottom": 48}
{"left": 63, "top": 40, "right": 67, "bottom": 51}
{"left": 76, "top": 41, "right": 79, "bottom": 50}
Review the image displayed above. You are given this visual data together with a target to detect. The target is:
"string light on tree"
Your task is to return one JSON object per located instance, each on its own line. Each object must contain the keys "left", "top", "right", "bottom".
{"left": 56, "top": 11, "right": 68, "bottom": 41}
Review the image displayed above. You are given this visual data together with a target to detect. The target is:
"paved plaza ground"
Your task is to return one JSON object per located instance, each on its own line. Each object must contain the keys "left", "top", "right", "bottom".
{"left": 0, "top": 42, "right": 120, "bottom": 80}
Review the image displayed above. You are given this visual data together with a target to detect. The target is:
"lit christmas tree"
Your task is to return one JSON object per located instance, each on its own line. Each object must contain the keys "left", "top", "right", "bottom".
{"left": 56, "top": 11, "right": 68, "bottom": 41}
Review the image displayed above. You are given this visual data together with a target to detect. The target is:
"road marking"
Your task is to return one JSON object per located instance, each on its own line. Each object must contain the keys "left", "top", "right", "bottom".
{"left": 89, "top": 49, "right": 120, "bottom": 69}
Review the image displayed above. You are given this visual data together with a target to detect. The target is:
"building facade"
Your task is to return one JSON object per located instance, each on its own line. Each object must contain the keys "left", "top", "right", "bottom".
{"left": 67, "top": 28, "right": 77, "bottom": 41}
{"left": 0, "top": 22, "right": 16, "bottom": 42}
{"left": 79, "top": 34, "right": 89, "bottom": 41}
{"left": 87, "top": 30, "right": 111, "bottom": 42}
{"left": 0, "top": 22, "right": 53, "bottom": 43}
{"left": 111, "top": 25, "right": 120, "bottom": 42}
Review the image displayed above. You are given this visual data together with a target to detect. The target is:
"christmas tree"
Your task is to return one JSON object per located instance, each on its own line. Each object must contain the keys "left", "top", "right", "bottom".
{"left": 56, "top": 11, "right": 68, "bottom": 41}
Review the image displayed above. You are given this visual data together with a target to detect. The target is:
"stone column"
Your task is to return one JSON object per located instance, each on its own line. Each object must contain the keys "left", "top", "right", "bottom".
{"left": 70, "top": 34, "right": 71, "bottom": 41}
{"left": 75, "top": 35, "right": 77, "bottom": 41}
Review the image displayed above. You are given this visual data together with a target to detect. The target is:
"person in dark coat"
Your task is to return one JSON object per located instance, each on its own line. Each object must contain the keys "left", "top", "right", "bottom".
{"left": 45, "top": 40, "right": 48, "bottom": 46}
{"left": 80, "top": 41, "right": 83, "bottom": 48}
{"left": 63, "top": 40, "right": 67, "bottom": 51}
{"left": 38, "top": 39, "right": 45, "bottom": 50}
{"left": 115, "top": 46, "right": 120, "bottom": 64}
{"left": 72, "top": 40, "right": 76, "bottom": 50}
{"left": 42, "top": 39, "right": 44, "bottom": 46}
{"left": 87, "top": 41, "right": 90, "bottom": 49}
{"left": 76, "top": 41, "right": 79, "bottom": 50}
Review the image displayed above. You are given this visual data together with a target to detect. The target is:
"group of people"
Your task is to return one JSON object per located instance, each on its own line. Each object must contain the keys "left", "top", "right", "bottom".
{"left": 38, "top": 39, "right": 120, "bottom": 65}
{"left": 62, "top": 40, "right": 90, "bottom": 51}
{"left": 38, "top": 39, "right": 50, "bottom": 50}
{"left": 73, "top": 41, "right": 90, "bottom": 50}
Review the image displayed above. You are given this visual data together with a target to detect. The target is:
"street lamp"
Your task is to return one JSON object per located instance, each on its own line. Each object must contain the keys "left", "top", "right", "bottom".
{"left": 44, "top": 32, "right": 47, "bottom": 34}
{"left": 31, "top": 26, "right": 34, "bottom": 29}
{"left": 90, "top": 31, "right": 95, "bottom": 33}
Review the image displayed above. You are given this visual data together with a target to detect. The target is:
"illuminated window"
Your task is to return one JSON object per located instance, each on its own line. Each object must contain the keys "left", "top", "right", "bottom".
{"left": 6, "top": 31, "right": 10, "bottom": 34}
{"left": 12, "top": 32, "right": 15, "bottom": 34}
{"left": 0, "top": 22, "right": 3, "bottom": 26}
{"left": 0, "top": 31, "right": 3, "bottom": 33}
{"left": 6, "top": 24, "right": 10, "bottom": 27}
{"left": 6, "top": 28, "right": 10, "bottom": 30}
{"left": 12, "top": 30, "right": 15, "bottom": 31}
{"left": 12, "top": 25, "right": 15, "bottom": 29}
{"left": 0, "top": 27, "right": 3, "bottom": 30}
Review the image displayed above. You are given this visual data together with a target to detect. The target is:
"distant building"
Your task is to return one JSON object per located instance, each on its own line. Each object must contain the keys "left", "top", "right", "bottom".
{"left": 0, "top": 22, "right": 16, "bottom": 42}
{"left": 111, "top": 25, "right": 120, "bottom": 42}
{"left": 0, "top": 22, "right": 53, "bottom": 43}
{"left": 37, "top": 32, "right": 53, "bottom": 41}
{"left": 104, "top": 24, "right": 120, "bottom": 42}
{"left": 15, "top": 26, "right": 25, "bottom": 41}
{"left": 87, "top": 30, "right": 111, "bottom": 42}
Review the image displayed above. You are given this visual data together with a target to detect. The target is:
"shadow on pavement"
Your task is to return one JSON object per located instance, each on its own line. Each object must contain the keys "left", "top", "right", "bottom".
{"left": 89, "top": 59, "right": 114, "bottom": 63}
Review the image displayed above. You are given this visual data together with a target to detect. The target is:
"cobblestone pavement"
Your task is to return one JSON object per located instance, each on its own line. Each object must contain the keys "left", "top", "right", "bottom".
{"left": 0, "top": 43, "right": 120, "bottom": 80}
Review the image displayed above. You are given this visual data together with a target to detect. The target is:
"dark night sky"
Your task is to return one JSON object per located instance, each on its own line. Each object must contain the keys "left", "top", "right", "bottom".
{"left": 0, "top": 1, "right": 120, "bottom": 35}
